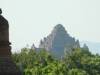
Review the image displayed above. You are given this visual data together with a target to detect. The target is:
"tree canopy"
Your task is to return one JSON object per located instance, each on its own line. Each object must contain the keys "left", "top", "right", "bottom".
{"left": 12, "top": 47, "right": 100, "bottom": 75}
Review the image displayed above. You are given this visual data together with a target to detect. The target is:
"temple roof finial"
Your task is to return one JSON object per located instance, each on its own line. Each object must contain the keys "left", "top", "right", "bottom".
{"left": 0, "top": 8, "right": 2, "bottom": 14}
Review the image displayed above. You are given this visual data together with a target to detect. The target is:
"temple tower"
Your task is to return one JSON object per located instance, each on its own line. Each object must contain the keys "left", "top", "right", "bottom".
{"left": 0, "top": 9, "right": 21, "bottom": 75}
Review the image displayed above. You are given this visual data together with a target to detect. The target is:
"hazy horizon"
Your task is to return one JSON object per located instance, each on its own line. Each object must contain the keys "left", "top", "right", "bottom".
{"left": 0, "top": 0, "right": 100, "bottom": 53}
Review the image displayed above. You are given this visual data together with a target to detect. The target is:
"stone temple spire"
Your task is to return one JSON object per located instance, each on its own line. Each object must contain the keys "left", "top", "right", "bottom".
{"left": 0, "top": 9, "right": 11, "bottom": 57}
{"left": 0, "top": 9, "right": 21, "bottom": 75}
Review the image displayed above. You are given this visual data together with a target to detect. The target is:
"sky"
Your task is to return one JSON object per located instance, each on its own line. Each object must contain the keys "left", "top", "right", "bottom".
{"left": 0, "top": 0, "right": 100, "bottom": 52}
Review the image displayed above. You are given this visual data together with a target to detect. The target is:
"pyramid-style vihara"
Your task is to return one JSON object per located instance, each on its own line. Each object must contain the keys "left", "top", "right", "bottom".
{"left": 39, "top": 24, "right": 80, "bottom": 56}
{"left": 0, "top": 9, "right": 21, "bottom": 75}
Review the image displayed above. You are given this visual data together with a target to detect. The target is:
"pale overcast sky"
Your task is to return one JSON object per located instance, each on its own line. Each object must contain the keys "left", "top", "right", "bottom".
{"left": 0, "top": 0, "right": 100, "bottom": 52}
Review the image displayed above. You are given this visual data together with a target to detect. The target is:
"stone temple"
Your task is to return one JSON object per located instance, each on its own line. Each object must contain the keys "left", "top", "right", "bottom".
{"left": 0, "top": 9, "right": 21, "bottom": 75}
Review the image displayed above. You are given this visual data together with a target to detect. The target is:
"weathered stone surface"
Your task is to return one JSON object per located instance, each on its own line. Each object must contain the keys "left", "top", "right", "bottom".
{"left": 0, "top": 57, "right": 21, "bottom": 75}
{"left": 39, "top": 24, "right": 80, "bottom": 57}
{"left": 0, "top": 9, "right": 21, "bottom": 75}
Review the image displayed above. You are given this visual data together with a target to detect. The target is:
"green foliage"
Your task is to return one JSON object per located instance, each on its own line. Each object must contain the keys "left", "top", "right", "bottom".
{"left": 12, "top": 47, "right": 100, "bottom": 75}
{"left": 67, "top": 69, "right": 88, "bottom": 75}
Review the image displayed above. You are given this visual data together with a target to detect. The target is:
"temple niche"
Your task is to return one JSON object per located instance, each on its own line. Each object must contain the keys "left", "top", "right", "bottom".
{"left": 0, "top": 9, "right": 21, "bottom": 75}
